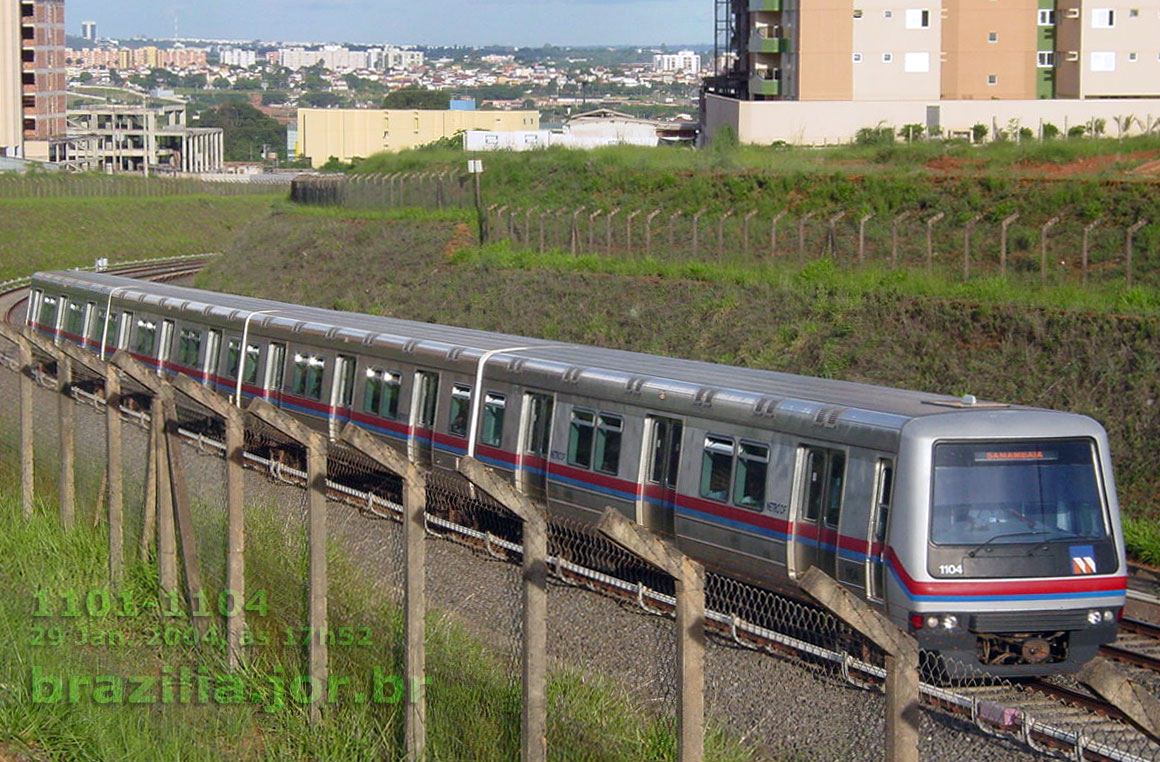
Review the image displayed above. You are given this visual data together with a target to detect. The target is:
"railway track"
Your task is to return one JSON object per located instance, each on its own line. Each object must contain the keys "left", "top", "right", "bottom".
{"left": 0, "top": 254, "right": 216, "bottom": 327}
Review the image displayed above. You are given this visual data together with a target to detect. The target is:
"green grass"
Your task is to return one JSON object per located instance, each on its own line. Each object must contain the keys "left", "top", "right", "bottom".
{"left": 451, "top": 241, "right": 1160, "bottom": 317}
{"left": 0, "top": 473, "right": 753, "bottom": 762}
{"left": 270, "top": 199, "right": 475, "bottom": 223}
{"left": 0, "top": 195, "right": 279, "bottom": 282}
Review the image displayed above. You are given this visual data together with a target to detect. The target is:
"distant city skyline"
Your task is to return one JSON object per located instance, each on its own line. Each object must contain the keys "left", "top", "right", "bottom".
{"left": 65, "top": 0, "right": 712, "bottom": 48}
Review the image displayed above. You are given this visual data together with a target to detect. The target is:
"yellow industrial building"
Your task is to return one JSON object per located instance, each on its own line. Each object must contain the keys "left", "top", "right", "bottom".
{"left": 297, "top": 108, "right": 540, "bottom": 167}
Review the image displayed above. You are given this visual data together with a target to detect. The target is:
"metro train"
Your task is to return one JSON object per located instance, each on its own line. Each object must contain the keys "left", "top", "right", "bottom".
{"left": 27, "top": 270, "right": 1127, "bottom": 676}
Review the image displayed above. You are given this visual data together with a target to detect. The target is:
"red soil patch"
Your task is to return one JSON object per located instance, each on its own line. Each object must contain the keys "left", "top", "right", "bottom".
{"left": 1018, "top": 149, "right": 1159, "bottom": 176}
{"left": 926, "top": 156, "right": 983, "bottom": 172}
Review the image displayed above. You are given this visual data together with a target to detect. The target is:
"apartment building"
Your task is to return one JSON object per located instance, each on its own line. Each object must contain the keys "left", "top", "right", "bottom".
{"left": 1055, "top": 1, "right": 1160, "bottom": 98}
{"left": 713, "top": 0, "right": 1160, "bottom": 102}
{"left": 0, "top": 0, "right": 66, "bottom": 159}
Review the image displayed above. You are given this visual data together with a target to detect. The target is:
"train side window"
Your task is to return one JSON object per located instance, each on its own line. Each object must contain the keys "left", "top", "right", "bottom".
{"left": 177, "top": 329, "right": 202, "bottom": 368}
{"left": 700, "top": 435, "right": 734, "bottom": 503}
{"left": 875, "top": 461, "right": 893, "bottom": 543}
{"left": 824, "top": 452, "right": 847, "bottom": 528}
{"left": 481, "top": 393, "right": 506, "bottom": 447}
{"left": 39, "top": 295, "right": 59, "bottom": 329}
{"left": 594, "top": 413, "right": 622, "bottom": 475}
{"left": 134, "top": 318, "right": 157, "bottom": 356}
{"left": 224, "top": 339, "right": 260, "bottom": 384}
{"left": 568, "top": 409, "right": 596, "bottom": 468}
{"left": 65, "top": 301, "right": 85, "bottom": 337}
{"left": 93, "top": 310, "right": 119, "bottom": 348}
{"left": 363, "top": 368, "right": 388, "bottom": 416}
{"left": 448, "top": 384, "right": 471, "bottom": 436}
{"left": 804, "top": 448, "right": 827, "bottom": 521}
{"left": 734, "top": 442, "right": 769, "bottom": 510}
{"left": 291, "top": 353, "right": 326, "bottom": 400}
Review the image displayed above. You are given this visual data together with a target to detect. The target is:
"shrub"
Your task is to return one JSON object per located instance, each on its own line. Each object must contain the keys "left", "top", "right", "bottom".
{"left": 1019, "top": 126, "right": 1035, "bottom": 140}
{"left": 898, "top": 123, "right": 925, "bottom": 141}
{"left": 971, "top": 123, "right": 989, "bottom": 143}
{"left": 1042, "top": 122, "right": 1060, "bottom": 139}
{"left": 855, "top": 125, "right": 895, "bottom": 145}
{"left": 1068, "top": 125, "right": 1087, "bottom": 138}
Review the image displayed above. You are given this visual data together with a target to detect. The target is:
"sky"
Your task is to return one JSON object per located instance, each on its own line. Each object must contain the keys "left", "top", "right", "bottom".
{"left": 66, "top": 0, "right": 713, "bottom": 48}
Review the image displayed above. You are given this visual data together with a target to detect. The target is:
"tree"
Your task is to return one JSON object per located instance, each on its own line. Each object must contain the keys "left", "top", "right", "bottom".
{"left": 971, "top": 123, "right": 988, "bottom": 143}
{"left": 213, "top": 76, "right": 231, "bottom": 89}
{"left": 300, "top": 91, "right": 343, "bottom": 108}
{"left": 382, "top": 85, "right": 450, "bottom": 110}
{"left": 78, "top": 71, "right": 93, "bottom": 83}
{"left": 181, "top": 73, "right": 207, "bottom": 89}
{"left": 194, "top": 102, "right": 286, "bottom": 162}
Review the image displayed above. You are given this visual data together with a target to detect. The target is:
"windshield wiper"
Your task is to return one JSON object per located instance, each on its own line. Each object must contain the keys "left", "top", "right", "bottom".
{"left": 966, "top": 531, "right": 1055, "bottom": 558}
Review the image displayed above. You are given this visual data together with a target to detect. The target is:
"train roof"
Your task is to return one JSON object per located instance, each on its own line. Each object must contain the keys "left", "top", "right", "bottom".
{"left": 34, "top": 270, "right": 1031, "bottom": 427}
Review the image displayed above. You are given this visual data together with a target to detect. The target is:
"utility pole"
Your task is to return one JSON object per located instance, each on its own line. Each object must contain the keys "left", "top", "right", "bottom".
{"left": 468, "top": 159, "right": 487, "bottom": 244}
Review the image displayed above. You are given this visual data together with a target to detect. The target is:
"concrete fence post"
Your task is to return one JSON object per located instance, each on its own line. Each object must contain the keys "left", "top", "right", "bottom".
{"left": 925, "top": 212, "right": 945, "bottom": 272}
{"left": 18, "top": 335, "right": 33, "bottom": 518}
{"left": 769, "top": 209, "right": 787, "bottom": 258}
{"left": 668, "top": 210, "right": 682, "bottom": 250}
{"left": 459, "top": 458, "right": 548, "bottom": 762}
{"left": 827, "top": 211, "right": 848, "bottom": 257}
{"left": 800, "top": 568, "right": 919, "bottom": 762}
{"left": 627, "top": 209, "right": 642, "bottom": 254}
{"left": 1083, "top": 218, "right": 1102, "bottom": 285}
{"left": 588, "top": 209, "right": 603, "bottom": 252}
{"left": 999, "top": 212, "right": 1020, "bottom": 276}
{"left": 798, "top": 210, "right": 817, "bottom": 260}
{"left": 524, "top": 206, "right": 538, "bottom": 249}
{"left": 246, "top": 398, "right": 328, "bottom": 724}
{"left": 891, "top": 211, "right": 913, "bottom": 268}
{"left": 170, "top": 373, "right": 247, "bottom": 667}
{"left": 570, "top": 206, "right": 586, "bottom": 256}
{"left": 57, "top": 354, "right": 75, "bottom": 529}
{"left": 596, "top": 508, "right": 704, "bottom": 762}
{"left": 1126, "top": 219, "right": 1148, "bottom": 288}
{"left": 963, "top": 214, "right": 982, "bottom": 281}
{"left": 339, "top": 424, "right": 428, "bottom": 759}
{"left": 161, "top": 390, "right": 209, "bottom": 637}
{"left": 1040, "top": 216, "right": 1061, "bottom": 284}
{"left": 495, "top": 205, "right": 509, "bottom": 243}
{"left": 645, "top": 209, "right": 661, "bottom": 258}
{"left": 691, "top": 208, "right": 707, "bottom": 258}
{"left": 858, "top": 213, "right": 875, "bottom": 264}
{"left": 538, "top": 208, "right": 551, "bottom": 253}
{"left": 742, "top": 209, "right": 758, "bottom": 255}
{"left": 606, "top": 207, "right": 621, "bottom": 254}
{"left": 106, "top": 366, "right": 123, "bottom": 585}
{"left": 717, "top": 208, "right": 734, "bottom": 257}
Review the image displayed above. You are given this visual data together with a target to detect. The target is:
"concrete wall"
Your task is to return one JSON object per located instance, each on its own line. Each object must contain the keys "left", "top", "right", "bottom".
{"left": 704, "top": 92, "right": 1160, "bottom": 144}
{"left": 298, "top": 108, "right": 540, "bottom": 167}
{"left": 798, "top": 0, "right": 854, "bottom": 100}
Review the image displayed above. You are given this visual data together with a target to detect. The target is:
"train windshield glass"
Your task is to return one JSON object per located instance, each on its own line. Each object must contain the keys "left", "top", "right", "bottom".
{"left": 931, "top": 439, "right": 1106, "bottom": 546}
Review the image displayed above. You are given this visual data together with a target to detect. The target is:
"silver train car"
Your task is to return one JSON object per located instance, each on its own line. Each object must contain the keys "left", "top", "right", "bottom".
{"left": 27, "top": 270, "right": 1128, "bottom": 675}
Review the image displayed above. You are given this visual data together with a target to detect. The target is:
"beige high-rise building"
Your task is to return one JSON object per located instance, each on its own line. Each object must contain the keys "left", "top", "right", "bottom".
{"left": 2, "top": 0, "right": 66, "bottom": 158}
{"left": 941, "top": 0, "right": 1039, "bottom": 99}
{"left": 709, "top": 0, "right": 1160, "bottom": 102}
{"left": 1055, "top": 0, "right": 1160, "bottom": 98}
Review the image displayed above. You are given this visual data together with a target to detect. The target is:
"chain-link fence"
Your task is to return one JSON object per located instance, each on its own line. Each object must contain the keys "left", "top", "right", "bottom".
{"left": 291, "top": 173, "right": 472, "bottom": 211}
{"left": 2, "top": 326, "right": 1159, "bottom": 761}
{"left": 0, "top": 174, "right": 289, "bottom": 198}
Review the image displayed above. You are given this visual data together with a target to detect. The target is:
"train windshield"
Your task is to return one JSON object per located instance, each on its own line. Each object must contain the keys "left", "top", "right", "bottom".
{"left": 931, "top": 439, "right": 1107, "bottom": 546}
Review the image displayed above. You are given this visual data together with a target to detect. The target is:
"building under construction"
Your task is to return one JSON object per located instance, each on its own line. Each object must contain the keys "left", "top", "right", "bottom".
{"left": 67, "top": 102, "right": 224, "bottom": 175}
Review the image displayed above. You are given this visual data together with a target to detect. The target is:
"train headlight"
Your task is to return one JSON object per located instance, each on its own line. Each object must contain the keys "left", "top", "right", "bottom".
{"left": 941, "top": 615, "right": 959, "bottom": 630}
{"left": 926, "top": 616, "right": 939, "bottom": 629}
{"left": 1103, "top": 610, "right": 1115, "bottom": 623}
{"left": 1087, "top": 610, "right": 1103, "bottom": 625}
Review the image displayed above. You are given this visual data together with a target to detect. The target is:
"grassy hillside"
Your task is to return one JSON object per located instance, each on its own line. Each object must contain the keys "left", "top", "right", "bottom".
{"left": 0, "top": 195, "right": 279, "bottom": 281}
{"left": 196, "top": 210, "right": 1160, "bottom": 524}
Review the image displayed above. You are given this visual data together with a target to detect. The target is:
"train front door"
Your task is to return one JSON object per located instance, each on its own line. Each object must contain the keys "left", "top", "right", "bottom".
{"left": 790, "top": 445, "right": 846, "bottom": 580}
{"left": 640, "top": 415, "right": 682, "bottom": 537}
{"left": 410, "top": 370, "right": 439, "bottom": 467}
{"left": 519, "top": 392, "right": 554, "bottom": 501}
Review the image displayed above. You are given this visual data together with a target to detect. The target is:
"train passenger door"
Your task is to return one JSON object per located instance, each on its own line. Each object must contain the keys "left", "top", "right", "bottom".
{"left": 409, "top": 371, "right": 439, "bottom": 467}
{"left": 866, "top": 459, "right": 894, "bottom": 601}
{"left": 790, "top": 446, "right": 846, "bottom": 580}
{"left": 265, "top": 342, "right": 286, "bottom": 405}
{"left": 159, "top": 320, "right": 175, "bottom": 375}
{"left": 519, "top": 392, "right": 554, "bottom": 501}
{"left": 329, "top": 355, "right": 356, "bottom": 440}
{"left": 640, "top": 415, "right": 682, "bottom": 537}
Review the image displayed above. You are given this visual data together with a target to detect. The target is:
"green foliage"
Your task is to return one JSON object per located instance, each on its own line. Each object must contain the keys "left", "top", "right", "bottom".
{"left": 897, "top": 124, "right": 925, "bottom": 141}
{"left": 1124, "top": 517, "right": 1160, "bottom": 566}
{"left": 195, "top": 102, "right": 287, "bottom": 161}
{"left": 855, "top": 126, "right": 895, "bottom": 146}
{"left": 1042, "top": 122, "right": 1061, "bottom": 140}
{"left": 382, "top": 85, "right": 451, "bottom": 110}
{"left": 971, "top": 123, "right": 988, "bottom": 143}
{"left": 1068, "top": 125, "right": 1087, "bottom": 138}
{"left": 299, "top": 91, "right": 343, "bottom": 108}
